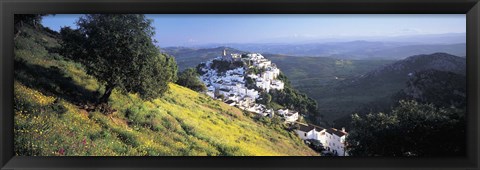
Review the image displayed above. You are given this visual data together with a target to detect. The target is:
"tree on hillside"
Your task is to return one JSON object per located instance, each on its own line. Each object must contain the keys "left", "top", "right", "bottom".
{"left": 257, "top": 92, "right": 272, "bottom": 106}
{"left": 177, "top": 68, "right": 207, "bottom": 92}
{"left": 60, "top": 14, "right": 177, "bottom": 104}
{"left": 269, "top": 87, "right": 318, "bottom": 116}
{"left": 14, "top": 14, "right": 48, "bottom": 38}
{"left": 346, "top": 100, "right": 465, "bottom": 156}
{"left": 14, "top": 14, "right": 46, "bottom": 29}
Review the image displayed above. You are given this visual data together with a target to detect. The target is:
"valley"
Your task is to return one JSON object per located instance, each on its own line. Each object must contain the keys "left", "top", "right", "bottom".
{"left": 168, "top": 46, "right": 466, "bottom": 126}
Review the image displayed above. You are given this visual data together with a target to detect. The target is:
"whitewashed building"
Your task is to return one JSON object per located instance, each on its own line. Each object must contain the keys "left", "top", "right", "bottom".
{"left": 277, "top": 109, "right": 299, "bottom": 123}
{"left": 294, "top": 123, "right": 348, "bottom": 156}
{"left": 199, "top": 51, "right": 293, "bottom": 119}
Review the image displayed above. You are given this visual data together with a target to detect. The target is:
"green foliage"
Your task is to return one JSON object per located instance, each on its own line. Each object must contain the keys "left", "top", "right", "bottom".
{"left": 211, "top": 60, "right": 231, "bottom": 73}
{"left": 15, "top": 14, "right": 46, "bottom": 27}
{"left": 346, "top": 100, "right": 465, "bottom": 156}
{"left": 136, "top": 53, "right": 178, "bottom": 100}
{"left": 246, "top": 67, "right": 265, "bottom": 75}
{"left": 210, "top": 60, "right": 244, "bottom": 73}
{"left": 176, "top": 68, "right": 207, "bottom": 92}
{"left": 60, "top": 14, "right": 177, "bottom": 103}
{"left": 397, "top": 69, "right": 466, "bottom": 109}
{"left": 244, "top": 76, "right": 256, "bottom": 90}
{"left": 257, "top": 92, "right": 272, "bottom": 106}
{"left": 269, "top": 87, "right": 318, "bottom": 116}
{"left": 276, "top": 72, "right": 291, "bottom": 87}
{"left": 335, "top": 69, "right": 467, "bottom": 130}
{"left": 196, "top": 63, "right": 207, "bottom": 75}
{"left": 14, "top": 14, "right": 48, "bottom": 35}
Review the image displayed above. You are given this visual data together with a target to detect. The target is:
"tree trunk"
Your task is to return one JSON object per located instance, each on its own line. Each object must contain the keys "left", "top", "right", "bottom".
{"left": 98, "top": 84, "right": 115, "bottom": 104}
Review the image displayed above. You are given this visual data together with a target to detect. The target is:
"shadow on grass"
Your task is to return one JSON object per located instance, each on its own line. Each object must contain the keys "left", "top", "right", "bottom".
{"left": 14, "top": 59, "right": 100, "bottom": 105}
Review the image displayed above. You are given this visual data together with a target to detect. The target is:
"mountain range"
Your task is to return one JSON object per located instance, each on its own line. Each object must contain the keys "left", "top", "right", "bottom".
{"left": 308, "top": 52, "right": 466, "bottom": 123}
{"left": 177, "top": 33, "right": 466, "bottom": 60}
{"left": 218, "top": 41, "right": 465, "bottom": 60}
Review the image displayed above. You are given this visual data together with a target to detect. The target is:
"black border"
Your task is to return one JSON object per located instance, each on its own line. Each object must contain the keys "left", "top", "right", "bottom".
{"left": 1, "top": 0, "right": 479, "bottom": 170}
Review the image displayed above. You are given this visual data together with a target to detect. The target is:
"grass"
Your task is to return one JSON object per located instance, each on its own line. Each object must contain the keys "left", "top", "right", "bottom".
{"left": 13, "top": 25, "right": 317, "bottom": 156}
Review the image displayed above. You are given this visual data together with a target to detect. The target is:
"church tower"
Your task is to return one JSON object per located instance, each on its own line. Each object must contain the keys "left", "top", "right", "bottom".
{"left": 223, "top": 49, "right": 227, "bottom": 56}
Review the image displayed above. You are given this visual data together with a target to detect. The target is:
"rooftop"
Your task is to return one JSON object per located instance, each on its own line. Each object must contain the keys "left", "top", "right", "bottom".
{"left": 326, "top": 128, "right": 347, "bottom": 137}
{"left": 297, "top": 124, "right": 315, "bottom": 132}
{"left": 225, "top": 100, "right": 235, "bottom": 104}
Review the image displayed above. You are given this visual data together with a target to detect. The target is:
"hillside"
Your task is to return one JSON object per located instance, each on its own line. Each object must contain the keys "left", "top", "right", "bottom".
{"left": 313, "top": 53, "right": 466, "bottom": 123}
{"left": 162, "top": 47, "right": 246, "bottom": 71}
{"left": 214, "top": 41, "right": 465, "bottom": 60}
{"left": 263, "top": 54, "right": 395, "bottom": 87}
{"left": 14, "top": 25, "right": 317, "bottom": 156}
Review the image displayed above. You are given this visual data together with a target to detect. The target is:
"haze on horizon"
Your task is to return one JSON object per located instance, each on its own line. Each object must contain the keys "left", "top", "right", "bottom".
{"left": 42, "top": 14, "right": 466, "bottom": 47}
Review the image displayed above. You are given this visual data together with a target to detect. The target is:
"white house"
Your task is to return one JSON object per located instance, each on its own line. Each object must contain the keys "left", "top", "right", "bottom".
{"left": 294, "top": 123, "right": 348, "bottom": 156}
{"left": 325, "top": 128, "right": 348, "bottom": 156}
{"left": 295, "top": 124, "right": 319, "bottom": 140}
{"left": 246, "top": 89, "right": 259, "bottom": 99}
{"left": 277, "top": 109, "right": 299, "bottom": 123}
{"left": 270, "top": 80, "right": 284, "bottom": 90}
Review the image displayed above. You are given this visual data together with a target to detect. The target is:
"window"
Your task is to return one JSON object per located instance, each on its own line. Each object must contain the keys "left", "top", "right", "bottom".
{"left": 304, "top": 133, "right": 306, "bottom": 137}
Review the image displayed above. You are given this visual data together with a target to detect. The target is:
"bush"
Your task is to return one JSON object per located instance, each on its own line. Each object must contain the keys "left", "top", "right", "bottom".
{"left": 176, "top": 68, "right": 207, "bottom": 92}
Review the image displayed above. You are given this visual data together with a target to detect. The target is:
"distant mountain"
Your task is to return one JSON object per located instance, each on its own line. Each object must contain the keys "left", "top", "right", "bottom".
{"left": 215, "top": 41, "right": 412, "bottom": 58}
{"left": 375, "top": 33, "right": 466, "bottom": 44}
{"left": 311, "top": 53, "right": 465, "bottom": 122}
{"left": 162, "top": 47, "right": 246, "bottom": 71}
{"left": 205, "top": 41, "right": 465, "bottom": 60}
{"left": 344, "top": 43, "right": 466, "bottom": 60}
{"left": 277, "top": 33, "right": 467, "bottom": 45}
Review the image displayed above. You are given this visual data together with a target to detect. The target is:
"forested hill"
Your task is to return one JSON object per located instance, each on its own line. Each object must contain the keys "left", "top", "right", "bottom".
{"left": 14, "top": 20, "right": 316, "bottom": 156}
{"left": 329, "top": 53, "right": 466, "bottom": 128}
{"left": 345, "top": 68, "right": 466, "bottom": 156}
{"left": 327, "top": 53, "right": 464, "bottom": 122}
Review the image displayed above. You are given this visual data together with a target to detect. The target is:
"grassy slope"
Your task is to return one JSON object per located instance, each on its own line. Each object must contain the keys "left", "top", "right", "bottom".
{"left": 14, "top": 26, "right": 316, "bottom": 156}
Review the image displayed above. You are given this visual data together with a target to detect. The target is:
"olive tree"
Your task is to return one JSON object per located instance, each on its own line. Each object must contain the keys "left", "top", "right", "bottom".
{"left": 61, "top": 14, "right": 177, "bottom": 104}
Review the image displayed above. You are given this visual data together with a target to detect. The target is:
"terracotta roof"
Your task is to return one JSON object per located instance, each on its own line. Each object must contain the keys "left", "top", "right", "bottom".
{"left": 315, "top": 127, "right": 325, "bottom": 131}
{"left": 326, "top": 128, "right": 347, "bottom": 137}
{"left": 297, "top": 124, "right": 315, "bottom": 132}
{"left": 295, "top": 122, "right": 327, "bottom": 132}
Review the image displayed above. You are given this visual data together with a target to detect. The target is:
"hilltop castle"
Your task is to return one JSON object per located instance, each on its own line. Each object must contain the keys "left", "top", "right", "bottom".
{"left": 221, "top": 49, "right": 241, "bottom": 62}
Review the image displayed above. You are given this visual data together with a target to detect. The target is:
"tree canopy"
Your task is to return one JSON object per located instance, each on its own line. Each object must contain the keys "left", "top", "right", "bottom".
{"left": 346, "top": 100, "right": 465, "bottom": 156}
{"left": 60, "top": 14, "right": 177, "bottom": 103}
{"left": 177, "top": 68, "right": 207, "bottom": 92}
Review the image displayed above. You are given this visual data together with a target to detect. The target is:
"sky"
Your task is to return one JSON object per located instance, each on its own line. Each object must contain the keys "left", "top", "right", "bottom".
{"left": 42, "top": 14, "right": 466, "bottom": 47}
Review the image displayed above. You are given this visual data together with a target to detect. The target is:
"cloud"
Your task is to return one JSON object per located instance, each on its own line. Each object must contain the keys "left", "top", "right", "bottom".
{"left": 187, "top": 38, "right": 198, "bottom": 43}
{"left": 392, "top": 28, "right": 424, "bottom": 36}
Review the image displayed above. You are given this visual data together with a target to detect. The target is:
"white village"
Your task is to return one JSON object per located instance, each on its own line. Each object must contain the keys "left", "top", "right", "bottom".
{"left": 198, "top": 50, "right": 348, "bottom": 156}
